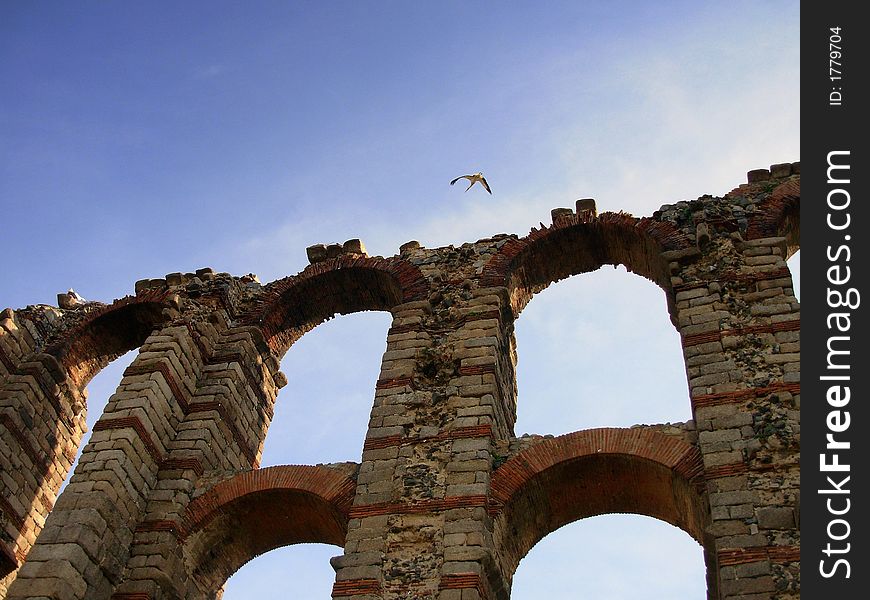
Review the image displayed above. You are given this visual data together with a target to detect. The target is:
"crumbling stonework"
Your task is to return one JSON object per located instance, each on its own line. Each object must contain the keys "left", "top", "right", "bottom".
{"left": 1, "top": 163, "right": 799, "bottom": 599}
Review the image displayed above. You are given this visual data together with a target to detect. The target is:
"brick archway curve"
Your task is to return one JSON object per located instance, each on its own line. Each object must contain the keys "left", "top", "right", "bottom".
{"left": 240, "top": 256, "right": 428, "bottom": 357}
{"left": 45, "top": 289, "right": 175, "bottom": 390}
{"left": 746, "top": 178, "right": 800, "bottom": 257}
{"left": 179, "top": 464, "right": 357, "bottom": 595}
{"left": 489, "top": 427, "right": 711, "bottom": 591}
{"left": 480, "top": 213, "right": 693, "bottom": 317}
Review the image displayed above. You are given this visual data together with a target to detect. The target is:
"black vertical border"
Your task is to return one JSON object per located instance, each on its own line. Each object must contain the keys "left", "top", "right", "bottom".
{"left": 802, "top": 2, "right": 867, "bottom": 597}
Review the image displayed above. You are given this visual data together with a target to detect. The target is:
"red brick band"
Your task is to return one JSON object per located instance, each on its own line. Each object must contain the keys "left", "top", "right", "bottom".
{"left": 363, "top": 424, "right": 494, "bottom": 451}
{"left": 92, "top": 416, "right": 164, "bottom": 463}
{"left": 718, "top": 545, "right": 800, "bottom": 566}
{"left": 376, "top": 376, "right": 413, "bottom": 389}
{"left": 705, "top": 462, "right": 748, "bottom": 479}
{"left": 331, "top": 578, "right": 381, "bottom": 597}
{"left": 388, "top": 323, "right": 419, "bottom": 336}
{"left": 159, "top": 457, "right": 205, "bottom": 476}
{"left": 440, "top": 573, "right": 490, "bottom": 599}
{"left": 682, "top": 318, "right": 800, "bottom": 348}
{"left": 692, "top": 382, "right": 800, "bottom": 409}
{"left": 349, "top": 495, "right": 487, "bottom": 519}
{"left": 458, "top": 364, "right": 496, "bottom": 376}
{"left": 134, "top": 520, "right": 180, "bottom": 535}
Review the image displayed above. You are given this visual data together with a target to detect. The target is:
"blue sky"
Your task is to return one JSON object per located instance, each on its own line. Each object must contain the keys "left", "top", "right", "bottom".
{"left": 2, "top": 2, "right": 799, "bottom": 598}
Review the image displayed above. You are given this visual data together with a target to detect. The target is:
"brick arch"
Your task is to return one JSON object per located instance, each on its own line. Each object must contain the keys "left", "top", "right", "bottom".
{"left": 490, "top": 428, "right": 710, "bottom": 590}
{"left": 746, "top": 177, "right": 800, "bottom": 257}
{"left": 179, "top": 464, "right": 357, "bottom": 595}
{"left": 45, "top": 289, "right": 174, "bottom": 389}
{"left": 240, "top": 256, "right": 428, "bottom": 357}
{"left": 480, "top": 213, "right": 692, "bottom": 316}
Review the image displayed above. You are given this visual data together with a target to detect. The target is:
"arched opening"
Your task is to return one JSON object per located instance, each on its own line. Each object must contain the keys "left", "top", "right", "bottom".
{"left": 181, "top": 465, "right": 356, "bottom": 598}
{"left": 260, "top": 311, "right": 392, "bottom": 466}
{"left": 221, "top": 544, "right": 338, "bottom": 599}
{"left": 490, "top": 428, "right": 713, "bottom": 597}
{"left": 57, "top": 349, "right": 138, "bottom": 494}
{"left": 224, "top": 311, "right": 390, "bottom": 597}
{"left": 511, "top": 514, "right": 706, "bottom": 599}
{"left": 514, "top": 265, "right": 690, "bottom": 434}
{"left": 249, "top": 256, "right": 425, "bottom": 358}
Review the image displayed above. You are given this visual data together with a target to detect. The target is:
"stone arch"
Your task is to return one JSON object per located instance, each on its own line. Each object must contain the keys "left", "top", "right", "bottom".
{"left": 746, "top": 178, "right": 800, "bottom": 258}
{"left": 241, "top": 256, "right": 427, "bottom": 357}
{"left": 480, "top": 213, "right": 693, "bottom": 317}
{"left": 490, "top": 427, "right": 714, "bottom": 595}
{"left": 45, "top": 290, "right": 174, "bottom": 389}
{"left": 180, "top": 465, "right": 357, "bottom": 596}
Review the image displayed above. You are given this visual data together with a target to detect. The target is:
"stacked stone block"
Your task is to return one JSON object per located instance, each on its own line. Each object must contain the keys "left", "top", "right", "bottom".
{"left": 1, "top": 164, "right": 800, "bottom": 599}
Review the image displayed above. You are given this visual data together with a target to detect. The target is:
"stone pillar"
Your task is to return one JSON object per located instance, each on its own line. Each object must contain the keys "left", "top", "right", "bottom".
{"left": 673, "top": 232, "right": 800, "bottom": 599}
{"left": 332, "top": 253, "right": 517, "bottom": 599}
{"left": 5, "top": 323, "right": 211, "bottom": 600}
{"left": 0, "top": 310, "right": 86, "bottom": 595}
{"left": 111, "top": 319, "right": 285, "bottom": 599}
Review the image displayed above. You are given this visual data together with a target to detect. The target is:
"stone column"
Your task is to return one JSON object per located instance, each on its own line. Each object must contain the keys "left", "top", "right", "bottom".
{"left": 5, "top": 323, "right": 211, "bottom": 600}
{"left": 0, "top": 310, "right": 86, "bottom": 595}
{"left": 673, "top": 230, "right": 800, "bottom": 599}
{"left": 332, "top": 246, "right": 517, "bottom": 600}
{"left": 111, "top": 319, "right": 285, "bottom": 599}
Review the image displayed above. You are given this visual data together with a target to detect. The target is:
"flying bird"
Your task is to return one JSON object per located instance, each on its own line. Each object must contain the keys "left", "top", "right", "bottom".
{"left": 450, "top": 172, "right": 492, "bottom": 194}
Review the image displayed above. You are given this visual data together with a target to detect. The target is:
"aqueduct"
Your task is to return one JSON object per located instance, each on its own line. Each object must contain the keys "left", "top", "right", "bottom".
{"left": 1, "top": 163, "right": 800, "bottom": 598}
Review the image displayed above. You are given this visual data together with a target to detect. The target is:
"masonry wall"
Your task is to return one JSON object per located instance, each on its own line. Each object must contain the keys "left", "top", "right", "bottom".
{"left": 0, "top": 163, "right": 800, "bottom": 599}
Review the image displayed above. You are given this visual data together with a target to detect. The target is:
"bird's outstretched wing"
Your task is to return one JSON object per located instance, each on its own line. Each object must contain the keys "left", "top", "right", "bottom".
{"left": 450, "top": 175, "right": 469, "bottom": 186}
{"left": 479, "top": 176, "right": 492, "bottom": 194}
